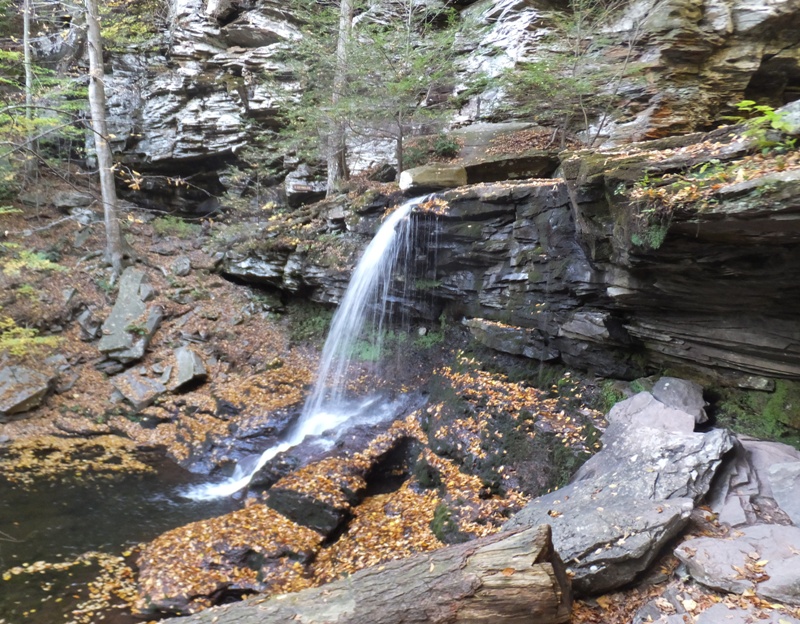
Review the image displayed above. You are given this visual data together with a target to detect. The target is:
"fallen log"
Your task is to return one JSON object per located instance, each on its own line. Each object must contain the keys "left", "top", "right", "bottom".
{"left": 161, "top": 524, "right": 571, "bottom": 624}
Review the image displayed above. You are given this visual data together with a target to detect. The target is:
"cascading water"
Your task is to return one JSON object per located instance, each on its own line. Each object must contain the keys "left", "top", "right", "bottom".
{"left": 187, "top": 196, "right": 425, "bottom": 500}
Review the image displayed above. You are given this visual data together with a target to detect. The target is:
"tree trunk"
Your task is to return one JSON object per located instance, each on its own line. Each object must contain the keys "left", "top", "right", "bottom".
{"left": 162, "top": 524, "right": 572, "bottom": 624}
{"left": 326, "top": 0, "right": 354, "bottom": 197}
{"left": 84, "top": 0, "right": 124, "bottom": 277}
{"left": 22, "top": 0, "right": 35, "bottom": 175}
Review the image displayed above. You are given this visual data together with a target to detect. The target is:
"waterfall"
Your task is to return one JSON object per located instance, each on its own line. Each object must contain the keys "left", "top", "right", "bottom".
{"left": 186, "top": 197, "right": 423, "bottom": 500}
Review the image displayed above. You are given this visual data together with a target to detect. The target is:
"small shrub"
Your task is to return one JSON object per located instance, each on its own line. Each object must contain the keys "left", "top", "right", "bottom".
{"left": 713, "top": 381, "right": 800, "bottom": 449}
{"left": 403, "top": 134, "right": 462, "bottom": 169}
{"left": 432, "top": 134, "right": 461, "bottom": 158}
{"left": 414, "top": 278, "right": 442, "bottom": 291}
{"left": 0, "top": 313, "right": 61, "bottom": 356}
{"left": 2, "top": 250, "right": 67, "bottom": 277}
{"left": 731, "top": 100, "right": 796, "bottom": 153}
{"left": 288, "top": 302, "right": 334, "bottom": 345}
{"left": 596, "top": 380, "right": 625, "bottom": 413}
{"left": 414, "top": 313, "right": 447, "bottom": 349}
{"left": 16, "top": 283, "right": 39, "bottom": 302}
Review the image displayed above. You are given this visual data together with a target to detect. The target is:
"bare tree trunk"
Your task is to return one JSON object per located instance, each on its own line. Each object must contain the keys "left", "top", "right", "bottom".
{"left": 326, "top": 0, "right": 354, "bottom": 197}
{"left": 22, "top": 0, "right": 36, "bottom": 175}
{"left": 162, "top": 525, "right": 572, "bottom": 624}
{"left": 84, "top": 0, "right": 123, "bottom": 277}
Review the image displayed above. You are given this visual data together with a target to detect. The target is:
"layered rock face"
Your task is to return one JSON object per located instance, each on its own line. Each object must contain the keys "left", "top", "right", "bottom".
{"left": 98, "top": 0, "right": 302, "bottom": 209}
{"left": 73, "top": 0, "right": 799, "bottom": 210}
{"left": 220, "top": 122, "right": 800, "bottom": 381}
{"left": 439, "top": 149, "right": 800, "bottom": 380}
{"left": 457, "top": 0, "right": 800, "bottom": 141}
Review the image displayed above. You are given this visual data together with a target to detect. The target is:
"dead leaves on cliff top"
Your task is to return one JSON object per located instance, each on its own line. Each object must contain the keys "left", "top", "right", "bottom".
{"left": 486, "top": 128, "right": 582, "bottom": 155}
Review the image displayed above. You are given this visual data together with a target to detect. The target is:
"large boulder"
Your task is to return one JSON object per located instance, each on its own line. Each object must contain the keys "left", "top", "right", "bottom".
{"left": 169, "top": 346, "right": 207, "bottom": 391}
{"left": 505, "top": 389, "right": 734, "bottom": 594}
{"left": 136, "top": 504, "right": 324, "bottom": 615}
{"left": 451, "top": 123, "right": 560, "bottom": 183}
{"left": 706, "top": 436, "right": 800, "bottom": 527}
{"left": 651, "top": 377, "right": 707, "bottom": 423}
{"left": 111, "top": 368, "right": 167, "bottom": 411}
{"left": 98, "top": 268, "right": 163, "bottom": 364}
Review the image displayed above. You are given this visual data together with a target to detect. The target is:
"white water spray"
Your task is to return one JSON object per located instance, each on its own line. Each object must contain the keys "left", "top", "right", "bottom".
{"left": 186, "top": 197, "right": 422, "bottom": 500}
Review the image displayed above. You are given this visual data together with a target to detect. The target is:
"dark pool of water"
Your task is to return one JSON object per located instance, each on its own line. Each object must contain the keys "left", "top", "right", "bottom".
{"left": 0, "top": 460, "right": 240, "bottom": 624}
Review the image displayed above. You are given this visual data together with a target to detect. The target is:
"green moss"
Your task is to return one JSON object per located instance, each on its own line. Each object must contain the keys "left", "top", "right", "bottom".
{"left": 713, "top": 380, "right": 800, "bottom": 449}
{"left": 412, "top": 455, "right": 441, "bottom": 489}
{"left": 152, "top": 216, "right": 201, "bottom": 239}
{"left": 288, "top": 302, "right": 334, "bottom": 345}
{"left": 596, "top": 380, "right": 625, "bottom": 413}
{"left": 0, "top": 312, "right": 61, "bottom": 356}
{"left": 430, "top": 503, "right": 469, "bottom": 544}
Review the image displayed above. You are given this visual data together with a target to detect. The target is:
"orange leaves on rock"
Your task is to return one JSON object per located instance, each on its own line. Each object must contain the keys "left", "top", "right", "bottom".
{"left": 136, "top": 505, "right": 323, "bottom": 614}
{"left": 311, "top": 482, "right": 442, "bottom": 585}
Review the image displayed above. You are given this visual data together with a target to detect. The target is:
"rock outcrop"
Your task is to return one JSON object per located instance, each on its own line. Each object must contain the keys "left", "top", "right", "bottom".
{"left": 218, "top": 121, "right": 800, "bottom": 381}
{"left": 77, "top": 0, "right": 800, "bottom": 210}
{"left": 675, "top": 524, "right": 800, "bottom": 606}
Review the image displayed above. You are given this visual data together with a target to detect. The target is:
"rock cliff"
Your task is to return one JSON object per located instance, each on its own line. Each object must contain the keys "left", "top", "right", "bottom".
{"left": 218, "top": 117, "right": 800, "bottom": 382}
{"left": 38, "top": 0, "right": 800, "bottom": 210}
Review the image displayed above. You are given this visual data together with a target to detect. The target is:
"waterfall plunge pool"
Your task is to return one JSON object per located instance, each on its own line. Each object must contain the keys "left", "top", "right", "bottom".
{"left": 0, "top": 457, "right": 238, "bottom": 624}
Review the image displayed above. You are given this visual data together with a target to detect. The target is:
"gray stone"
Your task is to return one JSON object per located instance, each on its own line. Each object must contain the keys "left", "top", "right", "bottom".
{"left": 171, "top": 256, "right": 192, "bottom": 277}
{"left": 77, "top": 308, "right": 100, "bottom": 341}
{"left": 695, "top": 603, "right": 800, "bottom": 624}
{"left": 285, "top": 164, "right": 326, "bottom": 208}
{"left": 170, "top": 347, "right": 207, "bottom": 391}
{"left": 652, "top": 377, "right": 707, "bottom": 423}
{"left": 632, "top": 588, "right": 687, "bottom": 624}
{"left": 779, "top": 100, "right": 800, "bottom": 136}
{"left": 52, "top": 190, "right": 94, "bottom": 211}
{"left": 111, "top": 369, "right": 167, "bottom": 411}
{"left": 743, "top": 437, "right": 800, "bottom": 500}
{"left": 98, "top": 268, "right": 163, "bottom": 363}
{"left": 506, "top": 415, "right": 733, "bottom": 593}
{"left": 768, "top": 461, "right": 800, "bottom": 526}
{"left": 507, "top": 487, "right": 693, "bottom": 594}
{"left": 606, "top": 391, "right": 696, "bottom": 433}
{"left": 572, "top": 425, "right": 733, "bottom": 502}
{"left": 0, "top": 366, "right": 53, "bottom": 416}
{"left": 17, "top": 189, "right": 48, "bottom": 207}
{"left": 399, "top": 164, "right": 467, "bottom": 192}
{"left": 676, "top": 524, "right": 800, "bottom": 605}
